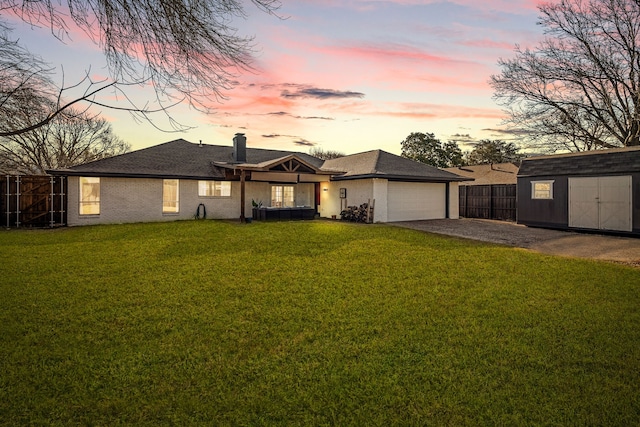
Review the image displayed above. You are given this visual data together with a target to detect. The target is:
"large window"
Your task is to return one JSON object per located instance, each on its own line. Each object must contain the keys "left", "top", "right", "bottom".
{"left": 79, "top": 177, "right": 100, "bottom": 215}
{"left": 163, "top": 179, "right": 179, "bottom": 213}
{"left": 198, "top": 181, "right": 231, "bottom": 197}
{"left": 271, "top": 185, "right": 295, "bottom": 207}
{"left": 532, "top": 180, "right": 554, "bottom": 199}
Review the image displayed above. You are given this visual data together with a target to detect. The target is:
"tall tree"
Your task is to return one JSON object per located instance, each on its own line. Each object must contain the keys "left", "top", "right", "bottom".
{"left": 441, "top": 140, "right": 465, "bottom": 167}
{"left": 490, "top": 0, "right": 640, "bottom": 152}
{"left": 0, "top": 0, "right": 280, "bottom": 137}
{"left": 465, "top": 140, "right": 523, "bottom": 165}
{"left": 0, "top": 107, "right": 130, "bottom": 174}
{"left": 401, "top": 132, "right": 464, "bottom": 168}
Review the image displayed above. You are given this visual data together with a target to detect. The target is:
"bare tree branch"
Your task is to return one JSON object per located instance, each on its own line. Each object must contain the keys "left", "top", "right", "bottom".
{"left": 0, "top": 0, "right": 281, "bottom": 136}
{"left": 0, "top": 106, "right": 130, "bottom": 174}
{"left": 491, "top": 0, "right": 640, "bottom": 152}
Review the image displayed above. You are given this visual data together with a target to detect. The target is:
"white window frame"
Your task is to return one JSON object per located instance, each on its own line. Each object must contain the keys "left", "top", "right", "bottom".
{"left": 79, "top": 177, "right": 100, "bottom": 215}
{"left": 163, "top": 179, "right": 180, "bottom": 213}
{"left": 198, "top": 181, "right": 231, "bottom": 197}
{"left": 531, "top": 180, "right": 554, "bottom": 200}
{"left": 271, "top": 185, "right": 295, "bottom": 207}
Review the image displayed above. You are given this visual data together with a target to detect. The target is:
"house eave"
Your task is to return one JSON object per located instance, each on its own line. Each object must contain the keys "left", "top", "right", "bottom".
{"left": 46, "top": 170, "right": 225, "bottom": 180}
{"left": 330, "top": 173, "right": 470, "bottom": 183}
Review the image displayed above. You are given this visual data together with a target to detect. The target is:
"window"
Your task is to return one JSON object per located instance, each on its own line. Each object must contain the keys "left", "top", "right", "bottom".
{"left": 163, "top": 179, "right": 179, "bottom": 213}
{"left": 271, "top": 185, "right": 295, "bottom": 207}
{"left": 79, "top": 177, "right": 100, "bottom": 215}
{"left": 198, "top": 181, "right": 231, "bottom": 197}
{"left": 532, "top": 180, "right": 554, "bottom": 199}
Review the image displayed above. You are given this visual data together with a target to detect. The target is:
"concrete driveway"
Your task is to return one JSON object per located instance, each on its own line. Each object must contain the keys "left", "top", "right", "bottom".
{"left": 391, "top": 218, "right": 640, "bottom": 266}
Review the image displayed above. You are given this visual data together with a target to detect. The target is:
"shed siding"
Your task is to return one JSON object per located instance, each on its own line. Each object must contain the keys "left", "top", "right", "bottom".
{"left": 518, "top": 173, "right": 640, "bottom": 235}
{"left": 517, "top": 176, "right": 569, "bottom": 229}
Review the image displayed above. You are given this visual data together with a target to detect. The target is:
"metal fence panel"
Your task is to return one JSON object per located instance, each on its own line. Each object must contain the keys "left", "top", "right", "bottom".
{"left": 1, "top": 176, "right": 67, "bottom": 228}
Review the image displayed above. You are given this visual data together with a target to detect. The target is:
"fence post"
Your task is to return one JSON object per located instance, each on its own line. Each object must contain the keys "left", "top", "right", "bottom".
{"left": 15, "top": 175, "right": 20, "bottom": 228}
{"left": 4, "top": 176, "right": 8, "bottom": 228}
{"left": 489, "top": 184, "right": 495, "bottom": 219}
{"left": 49, "top": 176, "right": 55, "bottom": 228}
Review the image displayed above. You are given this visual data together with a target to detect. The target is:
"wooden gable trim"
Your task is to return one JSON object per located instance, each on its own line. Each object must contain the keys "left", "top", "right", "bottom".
{"left": 261, "top": 154, "right": 322, "bottom": 174}
{"left": 269, "top": 158, "right": 313, "bottom": 173}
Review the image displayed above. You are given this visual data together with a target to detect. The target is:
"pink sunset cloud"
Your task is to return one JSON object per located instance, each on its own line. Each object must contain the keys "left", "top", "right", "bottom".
{"left": 319, "top": 98, "right": 505, "bottom": 121}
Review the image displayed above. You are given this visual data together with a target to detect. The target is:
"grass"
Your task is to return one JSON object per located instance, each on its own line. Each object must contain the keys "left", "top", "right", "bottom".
{"left": 1, "top": 220, "right": 639, "bottom": 426}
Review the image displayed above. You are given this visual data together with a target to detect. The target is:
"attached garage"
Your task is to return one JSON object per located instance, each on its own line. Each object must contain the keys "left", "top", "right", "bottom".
{"left": 387, "top": 182, "right": 445, "bottom": 222}
{"left": 321, "top": 150, "right": 467, "bottom": 222}
{"left": 517, "top": 147, "right": 640, "bottom": 236}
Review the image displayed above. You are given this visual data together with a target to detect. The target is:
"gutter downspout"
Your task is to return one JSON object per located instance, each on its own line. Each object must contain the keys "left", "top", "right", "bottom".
{"left": 445, "top": 182, "right": 450, "bottom": 219}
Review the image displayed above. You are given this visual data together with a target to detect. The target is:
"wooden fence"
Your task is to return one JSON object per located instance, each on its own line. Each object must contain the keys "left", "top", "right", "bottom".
{"left": 459, "top": 184, "right": 516, "bottom": 221}
{"left": 1, "top": 176, "right": 67, "bottom": 228}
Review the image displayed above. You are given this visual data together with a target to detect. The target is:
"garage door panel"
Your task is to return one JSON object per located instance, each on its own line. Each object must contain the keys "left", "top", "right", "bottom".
{"left": 388, "top": 182, "right": 445, "bottom": 222}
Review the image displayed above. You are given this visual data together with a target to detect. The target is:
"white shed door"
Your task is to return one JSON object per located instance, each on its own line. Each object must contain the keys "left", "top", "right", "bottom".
{"left": 569, "top": 176, "right": 632, "bottom": 232}
{"left": 387, "top": 182, "right": 445, "bottom": 222}
{"left": 568, "top": 178, "right": 599, "bottom": 229}
{"left": 599, "top": 176, "right": 632, "bottom": 231}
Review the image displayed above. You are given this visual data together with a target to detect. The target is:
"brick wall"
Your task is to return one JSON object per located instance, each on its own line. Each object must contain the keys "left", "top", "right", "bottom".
{"left": 68, "top": 177, "right": 243, "bottom": 226}
{"left": 67, "top": 177, "right": 318, "bottom": 226}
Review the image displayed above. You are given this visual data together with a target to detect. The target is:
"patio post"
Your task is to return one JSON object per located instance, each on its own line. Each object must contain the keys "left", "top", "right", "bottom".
{"left": 240, "top": 169, "right": 246, "bottom": 222}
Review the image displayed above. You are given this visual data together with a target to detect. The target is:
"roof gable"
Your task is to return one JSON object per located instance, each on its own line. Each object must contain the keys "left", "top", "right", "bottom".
{"left": 228, "top": 154, "right": 327, "bottom": 174}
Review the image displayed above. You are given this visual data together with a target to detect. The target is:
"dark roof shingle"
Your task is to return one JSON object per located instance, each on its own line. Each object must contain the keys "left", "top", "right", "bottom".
{"left": 49, "top": 140, "right": 467, "bottom": 182}
{"left": 50, "top": 139, "right": 324, "bottom": 179}
{"left": 518, "top": 146, "right": 640, "bottom": 177}
{"left": 323, "top": 150, "right": 468, "bottom": 182}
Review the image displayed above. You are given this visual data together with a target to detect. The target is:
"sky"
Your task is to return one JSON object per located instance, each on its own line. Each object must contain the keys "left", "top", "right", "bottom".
{"left": 7, "top": 0, "right": 547, "bottom": 155}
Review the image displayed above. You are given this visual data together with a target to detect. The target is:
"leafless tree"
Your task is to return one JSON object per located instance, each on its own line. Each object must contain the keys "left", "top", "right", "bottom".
{"left": 490, "top": 0, "right": 640, "bottom": 152}
{"left": 0, "top": 106, "right": 130, "bottom": 174}
{"left": 0, "top": 0, "right": 280, "bottom": 137}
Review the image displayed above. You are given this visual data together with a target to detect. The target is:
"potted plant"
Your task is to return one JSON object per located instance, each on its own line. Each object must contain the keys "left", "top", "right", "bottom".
{"left": 251, "top": 199, "right": 263, "bottom": 220}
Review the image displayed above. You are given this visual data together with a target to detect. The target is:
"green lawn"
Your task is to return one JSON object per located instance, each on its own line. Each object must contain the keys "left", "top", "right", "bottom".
{"left": 1, "top": 220, "right": 639, "bottom": 426}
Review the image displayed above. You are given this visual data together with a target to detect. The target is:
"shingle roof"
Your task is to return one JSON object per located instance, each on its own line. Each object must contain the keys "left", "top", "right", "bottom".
{"left": 49, "top": 139, "right": 325, "bottom": 179}
{"left": 48, "top": 140, "right": 467, "bottom": 182}
{"left": 323, "top": 150, "right": 468, "bottom": 182}
{"left": 518, "top": 146, "right": 640, "bottom": 177}
{"left": 444, "top": 163, "right": 518, "bottom": 185}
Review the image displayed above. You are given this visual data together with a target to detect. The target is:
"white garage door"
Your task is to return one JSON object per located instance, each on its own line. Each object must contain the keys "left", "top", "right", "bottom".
{"left": 387, "top": 182, "right": 446, "bottom": 222}
{"left": 569, "top": 176, "right": 632, "bottom": 232}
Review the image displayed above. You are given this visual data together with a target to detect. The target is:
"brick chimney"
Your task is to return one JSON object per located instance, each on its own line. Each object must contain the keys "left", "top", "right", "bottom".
{"left": 233, "top": 133, "right": 247, "bottom": 163}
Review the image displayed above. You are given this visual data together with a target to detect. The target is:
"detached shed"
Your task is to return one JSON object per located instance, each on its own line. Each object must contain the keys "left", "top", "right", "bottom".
{"left": 517, "top": 147, "right": 640, "bottom": 235}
